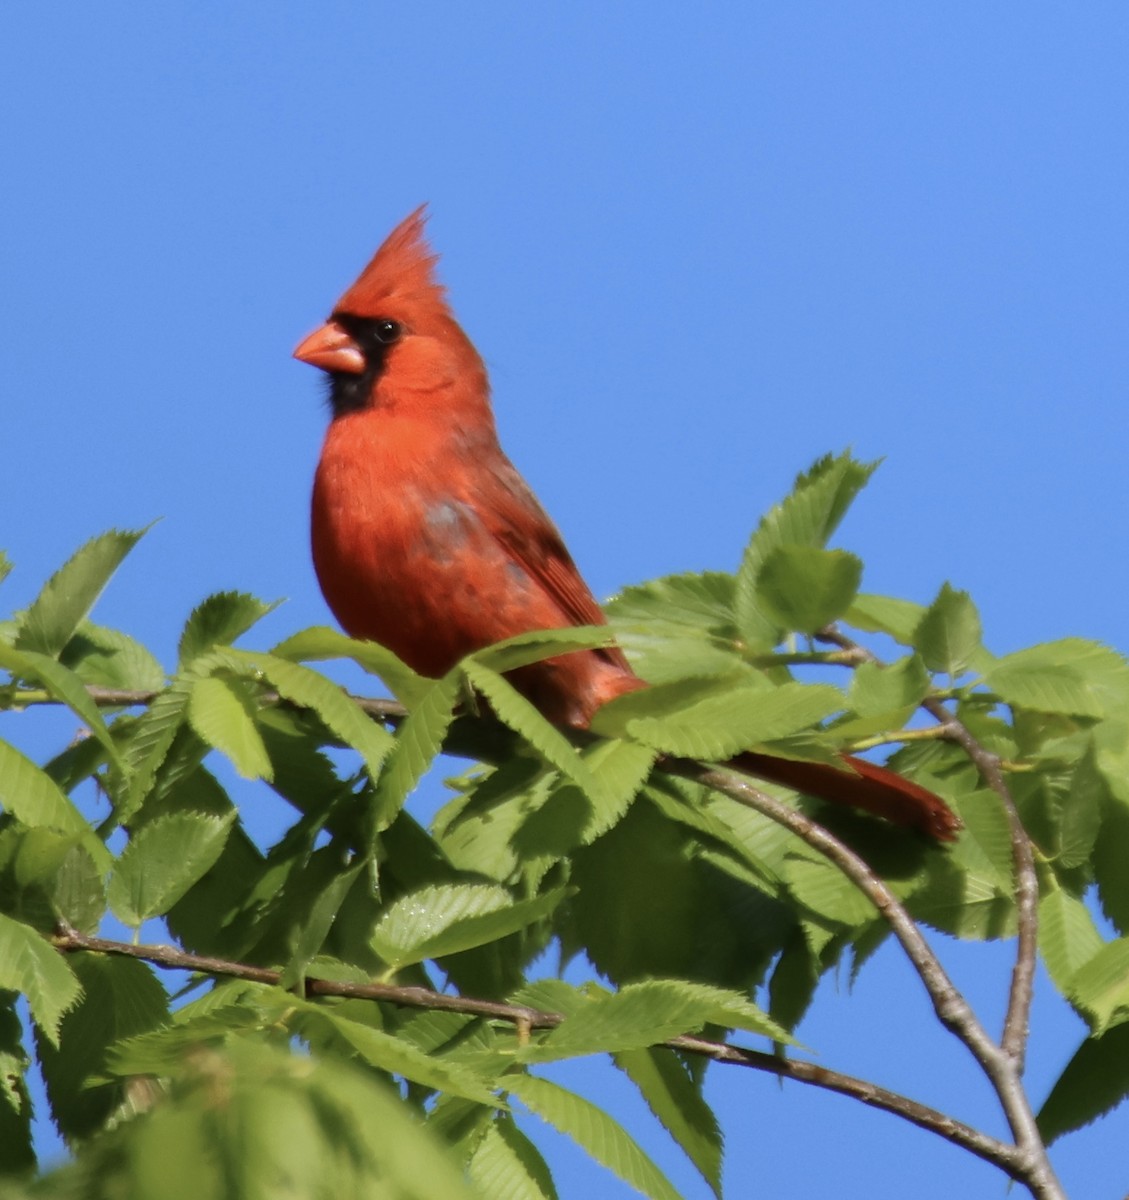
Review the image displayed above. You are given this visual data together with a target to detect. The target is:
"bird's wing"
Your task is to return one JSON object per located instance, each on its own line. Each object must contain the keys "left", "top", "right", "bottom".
{"left": 471, "top": 458, "right": 634, "bottom": 673}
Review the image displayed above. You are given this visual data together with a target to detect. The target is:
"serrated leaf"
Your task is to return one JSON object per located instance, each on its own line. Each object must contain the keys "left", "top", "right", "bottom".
{"left": 0, "top": 739, "right": 105, "bottom": 865}
{"left": 908, "top": 792, "right": 1015, "bottom": 939}
{"left": 603, "top": 572, "right": 743, "bottom": 684}
{"left": 467, "top": 1115, "right": 558, "bottom": 1200}
{"left": 913, "top": 583, "right": 982, "bottom": 676}
{"left": 289, "top": 1000, "right": 500, "bottom": 1107}
{"left": 607, "top": 571, "right": 736, "bottom": 631}
{"left": 0, "top": 913, "right": 81, "bottom": 1045}
{"left": 372, "top": 884, "right": 568, "bottom": 970}
{"left": 462, "top": 661, "right": 608, "bottom": 804}
{"left": 61, "top": 620, "right": 166, "bottom": 691}
{"left": 35, "top": 953, "right": 168, "bottom": 1140}
{"left": 847, "top": 655, "right": 930, "bottom": 717}
{"left": 605, "top": 681, "right": 844, "bottom": 762}
{"left": 1039, "top": 891, "right": 1105, "bottom": 998}
{"left": 272, "top": 625, "right": 429, "bottom": 706}
{"left": 178, "top": 591, "right": 278, "bottom": 667}
{"left": 187, "top": 674, "right": 273, "bottom": 780}
{"left": 119, "top": 680, "right": 193, "bottom": 820}
{"left": 528, "top": 979, "right": 787, "bottom": 1061}
{"left": 279, "top": 858, "right": 365, "bottom": 987}
{"left": 615, "top": 1047, "right": 722, "bottom": 1198}
{"left": 1038, "top": 1024, "right": 1129, "bottom": 1144}
{"left": 845, "top": 594, "right": 927, "bottom": 644}
{"left": 12, "top": 828, "right": 106, "bottom": 934}
{"left": 15, "top": 527, "right": 147, "bottom": 657}
{"left": 507, "top": 1074, "right": 681, "bottom": 1200}
{"left": 109, "top": 811, "right": 235, "bottom": 926}
{"left": 0, "top": 642, "right": 126, "bottom": 773}
{"left": 1056, "top": 747, "right": 1105, "bottom": 868}
{"left": 755, "top": 546, "right": 862, "bottom": 634}
{"left": 735, "top": 452, "right": 878, "bottom": 646}
{"left": 1067, "top": 937, "right": 1129, "bottom": 1035}
{"left": 983, "top": 639, "right": 1129, "bottom": 719}
{"left": 219, "top": 649, "right": 393, "bottom": 782}
{"left": 371, "top": 673, "right": 463, "bottom": 830}
{"left": 783, "top": 853, "right": 878, "bottom": 928}
{"left": 473, "top": 626, "right": 622, "bottom": 675}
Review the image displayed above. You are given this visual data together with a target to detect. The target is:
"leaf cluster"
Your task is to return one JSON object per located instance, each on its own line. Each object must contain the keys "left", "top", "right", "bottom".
{"left": 0, "top": 453, "right": 1125, "bottom": 1196}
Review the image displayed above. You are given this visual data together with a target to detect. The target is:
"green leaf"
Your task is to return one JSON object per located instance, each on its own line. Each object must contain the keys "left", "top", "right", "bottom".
{"left": 847, "top": 655, "right": 930, "bottom": 717}
{"left": 372, "top": 883, "right": 569, "bottom": 971}
{"left": 462, "top": 661, "right": 608, "bottom": 804}
{"left": 735, "top": 452, "right": 878, "bottom": 646}
{"left": 61, "top": 620, "right": 166, "bottom": 691}
{"left": 119, "top": 680, "right": 193, "bottom": 820}
{"left": 913, "top": 583, "right": 982, "bottom": 676}
{"left": 288, "top": 1000, "right": 500, "bottom": 1107}
{"left": 109, "top": 812, "right": 235, "bottom": 926}
{"left": 35, "top": 953, "right": 168, "bottom": 1140}
{"left": 467, "top": 1115, "right": 559, "bottom": 1200}
{"left": 845, "top": 594, "right": 927, "bottom": 644}
{"left": 272, "top": 624, "right": 429, "bottom": 705}
{"left": 908, "top": 792, "right": 1015, "bottom": 939}
{"left": 783, "top": 852, "right": 878, "bottom": 929}
{"left": 1038, "top": 1023, "right": 1129, "bottom": 1144}
{"left": 473, "top": 625, "right": 622, "bottom": 675}
{"left": 279, "top": 858, "right": 364, "bottom": 988}
{"left": 507, "top": 1074, "right": 681, "bottom": 1200}
{"left": 11, "top": 828, "right": 106, "bottom": 934}
{"left": 615, "top": 1047, "right": 722, "bottom": 1198}
{"left": 0, "top": 739, "right": 109, "bottom": 869}
{"left": 1067, "top": 937, "right": 1129, "bottom": 1035}
{"left": 0, "top": 912, "right": 81, "bottom": 1045}
{"left": 606, "top": 572, "right": 743, "bottom": 684}
{"left": 527, "top": 979, "right": 788, "bottom": 1061}
{"left": 0, "top": 642, "right": 126, "bottom": 772}
{"left": 600, "top": 679, "right": 844, "bottom": 762}
{"left": 371, "top": 672, "right": 463, "bottom": 830}
{"left": 15, "top": 527, "right": 147, "bottom": 657}
{"left": 983, "top": 639, "right": 1129, "bottom": 719}
{"left": 1039, "top": 891, "right": 1105, "bottom": 998}
{"left": 100, "top": 1040, "right": 483, "bottom": 1200}
{"left": 220, "top": 649, "right": 394, "bottom": 783}
{"left": 1056, "top": 746, "right": 1105, "bottom": 869}
{"left": 178, "top": 591, "right": 278, "bottom": 668}
{"left": 0, "top": 997, "right": 34, "bottom": 1174}
{"left": 755, "top": 546, "right": 863, "bottom": 634}
{"left": 187, "top": 674, "right": 273, "bottom": 780}
{"left": 607, "top": 572, "right": 736, "bottom": 631}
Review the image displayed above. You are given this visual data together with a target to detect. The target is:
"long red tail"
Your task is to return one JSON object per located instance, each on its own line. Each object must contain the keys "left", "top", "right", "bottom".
{"left": 729, "top": 751, "right": 961, "bottom": 842}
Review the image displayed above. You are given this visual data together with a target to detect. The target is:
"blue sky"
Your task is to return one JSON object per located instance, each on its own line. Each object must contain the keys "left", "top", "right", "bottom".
{"left": 3, "top": 5, "right": 1128, "bottom": 1197}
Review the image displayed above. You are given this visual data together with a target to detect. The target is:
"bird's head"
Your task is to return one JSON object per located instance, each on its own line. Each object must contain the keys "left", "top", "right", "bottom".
{"left": 294, "top": 206, "right": 487, "bottom": 418}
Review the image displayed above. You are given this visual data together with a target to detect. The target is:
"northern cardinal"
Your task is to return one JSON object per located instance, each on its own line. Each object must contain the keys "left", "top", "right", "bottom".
{"left": 295, "top": 208, "right": 959, "bottom": 842}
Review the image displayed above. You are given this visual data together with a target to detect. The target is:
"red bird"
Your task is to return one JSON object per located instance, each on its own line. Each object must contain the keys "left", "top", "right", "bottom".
{"left": 295, "top": 209, "right": 959, "bottom": 842}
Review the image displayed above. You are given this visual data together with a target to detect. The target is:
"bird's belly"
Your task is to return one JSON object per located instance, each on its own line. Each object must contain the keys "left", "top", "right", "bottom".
{"left": 313, "top": 469, "right": 542, "bottom": 677}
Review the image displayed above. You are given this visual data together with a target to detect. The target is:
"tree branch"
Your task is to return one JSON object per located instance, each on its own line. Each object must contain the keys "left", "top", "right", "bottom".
{"left": 52, "top": 927, "right": 1022, "bottom": 1179}
{"left": 814, "top": 625, "right": 1040, "bottom": 1071}
{"left": 27, "top": 676, "right": 1061, "bottom": 1196}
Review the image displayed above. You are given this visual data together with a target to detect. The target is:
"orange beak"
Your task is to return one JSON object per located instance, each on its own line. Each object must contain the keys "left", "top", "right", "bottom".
{"left": 293, "top": 320, "right": 366, "bottom": 375}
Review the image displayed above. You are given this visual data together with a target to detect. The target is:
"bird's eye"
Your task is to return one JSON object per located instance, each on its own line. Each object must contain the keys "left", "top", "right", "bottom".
{"left": 374, "top": 319, "right": 402, "bottom": 344}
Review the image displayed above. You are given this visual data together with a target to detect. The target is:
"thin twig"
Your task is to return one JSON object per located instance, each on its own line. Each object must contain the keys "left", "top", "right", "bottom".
{"left": 671, "top": 762, "right": 1062, "bottom": 1198}
{"left": 52, "top": 928, "right": 1020, "bottom": 1178}
{"left": 814, "top": 625, "right": 1040, "bottom": 1071}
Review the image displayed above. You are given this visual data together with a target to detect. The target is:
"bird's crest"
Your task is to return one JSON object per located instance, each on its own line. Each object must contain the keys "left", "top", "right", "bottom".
{"left": 332, "top": 205, "right": 446, "bottom": 318}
